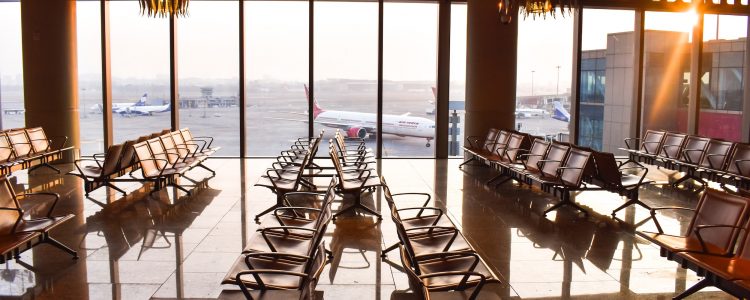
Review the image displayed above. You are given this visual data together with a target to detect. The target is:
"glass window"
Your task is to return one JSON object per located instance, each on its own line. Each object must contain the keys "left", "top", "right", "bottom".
{"left": 449, "top": 3, "right": 467, "bottom": 157}
{"left": 0, "top": 2, "right": 25, "bottom": 130}
{"left": 641, "top": 11, "right": 695, "bottom": 135}
{"left": 516, "top": 9, "right": 573, "bottom": 141}
{"left": 382, "top": 2, "right": 437, "bottom": 157}
{"left": 178, "top": 1, "right": 239, "bottom": 156}
{"left": 578, "top": 9, "right": 635, "bottom": 153}
{"left": 77, "top": 1, "right": 104, "bottom": 156}
{"left": 110, "top": 2, "right": 171, "bottom": 144}
{"left": 699, "top": 14, "right": 746, "bottom": 142}
{"left": 245, "top": 1, "right": 308, "bottom": 156}
{"left": 313, "top": 2, "right": 378, "bottom": 151}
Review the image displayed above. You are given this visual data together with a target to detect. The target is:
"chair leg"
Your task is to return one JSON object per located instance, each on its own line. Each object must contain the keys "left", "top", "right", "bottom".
{"left": 486, "top": 173, "right": 505, "bottom": 185}
{"left": 42, "top": 234, "right": 78, "bottom": 259}
{"left": 673, "top": 278, "right": 712, "bottom": 300}
{"left": 458, "top": 156, "right": 477, "bottom": 168}
{"left": 612, "top": 199, "right": 651, "bottom": 217}
{"left": 166, "top": 181, "right": 192, "bottom": 196}
{"left": 333, "top": 193, "right": 381, "bottom": 220}
{"left": 29, "top": 162, "right": 61, "bottom": 174}
{"left": 381, "top": 242, "right": 401, "bottom": 258}
{"left": 197, "top": 163, "right": 216, "bottom": 175}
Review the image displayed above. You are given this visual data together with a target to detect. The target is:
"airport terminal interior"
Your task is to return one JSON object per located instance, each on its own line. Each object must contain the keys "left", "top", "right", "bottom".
{"left": 3, "top": 0, "right": 750, "bottom": 299}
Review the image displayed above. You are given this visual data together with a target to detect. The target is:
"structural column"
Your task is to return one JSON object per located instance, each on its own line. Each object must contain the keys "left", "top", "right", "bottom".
{"left": 465, "top": 0, "right": 518, "bottom": 138}
{"left": 21, "top": 0, "right": 79, "bottom": 161}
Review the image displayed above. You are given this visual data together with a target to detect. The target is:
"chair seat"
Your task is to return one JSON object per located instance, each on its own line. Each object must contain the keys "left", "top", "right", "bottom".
{"left": 242, "top": 231, "right": 313, "bottom": 257}
{"left": 256, "top": 177, "right": 297, "bottom": 191}
{"left": 341, "top": 176, "right": 382, "bottom": 191}
{"left": 222, "top": 255, "right": 307, "bottom": 289}
{"left": 678, "top": 252, "right": 750, "bottom": 280}
{"left": 419, "top": 255, "right": 494, "bottom": 288}
{"left": 17, "top": 214, "right": 74, "bottom": 233}
{"left": 258, "top": 215, "right": 317, "bottom": 235}
{"left": 0, "top": 232, "right": 39, "bottom": 255}
{"left": 639, "top": 232, "right": 728, "bottom": 255}
{"left": 621, "top": 174, "right": 649, "bottom": 188}
{"left": 401, "top": 215, "right": 455, "bottom": 235}
{"left": 410, "top": 232, "right": 472, "bottom": 257}
{"left": 733, "top": 279, "right": 750, "bottom": 291}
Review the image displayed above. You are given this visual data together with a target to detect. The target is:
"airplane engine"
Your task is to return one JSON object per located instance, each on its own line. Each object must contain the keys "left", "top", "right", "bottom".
{"left": 347, "top": 127, "right": 368, "bottom": 139}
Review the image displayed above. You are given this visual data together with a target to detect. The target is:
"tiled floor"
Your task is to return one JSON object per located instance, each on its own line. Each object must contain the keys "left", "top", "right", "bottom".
{"left": 0, "top": 158, "right": 738, "bottom": 299}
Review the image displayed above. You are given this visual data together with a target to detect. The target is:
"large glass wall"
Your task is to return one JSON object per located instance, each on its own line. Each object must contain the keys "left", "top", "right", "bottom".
{"left": 178, "top": 1, "right": 240, "bottom": 156}
{"left": 699, "top": 14, "right": 747, "bottom": 141}
{"left": 578, "top": 9, "right": 635, "bottom": 153}
{"left": 516, "top": 10, "right": 573, "bottom": 141}
{"left": 110, "top": 1, "right": 171, "bottom": 144}
{"left": 313, "top": 2, "right": 378, "bottom": 151}
{"left": 382, "top": 2, "right": 437, "bottom": 157}
{"left": 641, "top": 11, "right": 694, "bottom": 135}
{"left": 0, "top": 2, "right": 25, "bottom": 130}
{"left": 449, "top": 3, "right": 467, "bottom": 157}
{"left": 245, "top": 1, "right": 308, "bottom": 156}
{"left": 77, "top": 2, "right": 104, "bottom": 156}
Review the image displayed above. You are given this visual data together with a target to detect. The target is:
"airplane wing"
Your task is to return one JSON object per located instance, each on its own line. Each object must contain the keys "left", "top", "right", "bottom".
{"left": 264, "top": 117, "right": 375, "bottom": 131}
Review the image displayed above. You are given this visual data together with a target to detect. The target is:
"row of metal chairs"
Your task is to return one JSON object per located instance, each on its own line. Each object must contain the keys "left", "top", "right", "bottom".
{"left": 637, "top": 189, "right": 750, "bottom": 299}
{"left": 382, "top": 178, "right": 500, "bottom": 299}
{"left": 462, "top": 128, "right": 652, "bottom": 217}
{"left": 222, "top": 177, "right": 337, "bottom": 299}
{"left": 327, "top": 131, "right": 381, "bottom": 220}
{"left": 70, "top": 128, "right": 218, "bottom": 197}
{"left": 0, "top": 175, "right": 77, "bottom": 265}
{"left": 0, "top": 127, "right": 73, "bottom": 175}
{"left": 254, "top": 133, "right": 323, "bottom": 221}
{"left": 622, "top": 129, "right": 750, "bottom": 190}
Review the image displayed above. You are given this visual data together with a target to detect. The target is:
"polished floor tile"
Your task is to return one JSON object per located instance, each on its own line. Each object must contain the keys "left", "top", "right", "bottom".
{"left": 0, "top": 158, "right": 740, "bottom": 299}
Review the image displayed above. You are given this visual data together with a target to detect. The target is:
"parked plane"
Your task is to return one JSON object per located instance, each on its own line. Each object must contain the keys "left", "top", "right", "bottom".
{"left": 551, "top": 101, "right": 570, "bottom": 123}
{"left": 278, "top": 85, "right": 436, "bottom": 147}
{"left": 428, "top": 87, "right": 548, "bottom": 119}
{"left": 89, "top": 93, "right": 149, "bottom": 113}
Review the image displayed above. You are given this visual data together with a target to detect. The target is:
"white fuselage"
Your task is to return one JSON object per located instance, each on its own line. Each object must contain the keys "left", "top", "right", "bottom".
{"left": 315, "top": 110, "right": 435, "bottom": 139}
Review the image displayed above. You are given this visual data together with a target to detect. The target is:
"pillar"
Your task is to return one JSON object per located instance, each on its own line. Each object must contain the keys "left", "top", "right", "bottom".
{"left": 21, "top": 0, "right": 79, "bottom": 161}
{"left": 465, "top": 0, "right": 518, "bottom": 138}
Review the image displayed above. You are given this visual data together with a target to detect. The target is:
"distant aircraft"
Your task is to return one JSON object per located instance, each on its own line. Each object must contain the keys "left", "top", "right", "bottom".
{"left": 89, "top": 93, "right": 149, "bottom": 113}
{"left": 428, "top": 87, "right": 549, "bottom": 119}
{"left": 551, "top": 101, "right": 570, "bottom": 123}
{"left": 276, "top": 85, "right": 436, "bottom": 147}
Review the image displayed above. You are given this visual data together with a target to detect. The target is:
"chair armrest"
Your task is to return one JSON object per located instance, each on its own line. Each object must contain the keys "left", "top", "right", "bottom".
{"left": 648, "top": 206, "right": 696, "bottom": 234}
{"left": 623, "top": 137, "right": 641, "bottom": 150}
{"left": 734, "top": 159, "right": 750, "bottom": 176}
{"left": 704, "top": 154, "right": 727, "bottom": 169}
{"left": 419, "top": 271, "right": 486, "bottom": 296}
{"left": 391, "top": 192, "right": 432, "bottom": 211}
{"left": 398, "top": 207, "right": 444, "bottom": 225}
{"left": 681, "top": 149, "right": 704, "bottom": 163}
{"left": 235, "top": 270, "right": 307, "bottom": 292}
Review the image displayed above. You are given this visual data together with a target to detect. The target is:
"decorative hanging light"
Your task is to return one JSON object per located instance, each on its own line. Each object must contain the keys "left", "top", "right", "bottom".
{"left": 499, "top": 0, "right": 578, "bottom": 23}
{"left": 139, "top": 0, "right": 190, "bottom": 18}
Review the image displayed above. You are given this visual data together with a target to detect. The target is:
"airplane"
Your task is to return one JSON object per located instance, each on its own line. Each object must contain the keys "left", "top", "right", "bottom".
{"left": 551, "top": 101, "right": 570, "bottom": 123}
{"left": 117, "top": 102, "right": 171, "bottom": 116}
{"left": 278, "top": 85, "right": 436, "bottom": 147}
{"left": 515, "top": 107, "right": 548, "bottom": 119}
{"left": 89, "top": 93, "right": 150, "bottom": 113}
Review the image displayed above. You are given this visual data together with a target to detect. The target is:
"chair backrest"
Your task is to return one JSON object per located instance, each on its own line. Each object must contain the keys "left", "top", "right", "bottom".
{"left": 180, "top": 128, "right": 194, "bottom": 143}
{"left": 102, "top": 143, "right": 125, "bottom": 177}
{"left": 524, "top": 139, "right": 550, "bottom": 172}
{"left": 0, "top": 178, "right": 21, "bottom": 236}
{"left": 736, "top": 220, "right": 750, "bottom": 261}
{"left": 639, "top": 130, "right": 665, "bottom": 154}
{"left": 560, "top": 148, "right": 592, "bottom": 186}
{"left": 540, "top": 143, "right": 570, "bottom": 177}
{"left": 726, "top": 143, "right": 750, "bottom": 176}
{"left": 0, "top": 134, "right": 14, "bottom": 163}
{"left": 658, "top": 132, "right": 687, "bottom": 159}
{"left": 699, "top": 139, "right": 734, "bottom": 170}
{"left": 679, "top": 135, "right": 710, "bottom": 164}
{"left": 480, "top": 128, "right": 499, "bottom": 150}
{"left": 134, "top": 141, "right": 161, "bottom": 176}
{"left": 147, "top": 138, "right": 172, "bottom": 168}
{"left": 118, "top": 140, "right": 137, "bottom": 170}
{"left": 590, "top": 151, "right": 622, "bottom": 188}
{"left": 7, "top": 130, "right": 33, "bottom": 158}
{"left": 501, "top": 133, "right": 526, "bottom": 162}
{"left": 488, "top": 130, "right": 510, "bottom": 154}
{"left": 25, "top": 127, "right": 50, "bottom": 153}
{"left": 159, "top": 129, "right": 172, "bottom": 136}
{"left": 687, "top": 189, "right": 750, "bottom": 255}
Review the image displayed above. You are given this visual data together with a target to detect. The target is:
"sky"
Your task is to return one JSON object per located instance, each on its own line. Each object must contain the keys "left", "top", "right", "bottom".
{"left": 2, "top": 2, "right": 749, "bottom": 97}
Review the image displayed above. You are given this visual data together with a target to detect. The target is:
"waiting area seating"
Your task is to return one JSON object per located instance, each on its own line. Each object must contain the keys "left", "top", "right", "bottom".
{"left": 382, "top": 179, "right": 501, "bottom": 299}
{"left": 0, "top": 127, "right": 73, "bottom": 175}
{"left": 461, "top": 128, "right": 651, "bottom": 217}
{"left": 69, "top": 128, "right": 218, "bottom": 197}
{"left": 0, "top": 175, "right": 77, "bottom": 264}
{"left": 637, "top": 189, "right": 750, "bottom": 299}
{"left": 622, "top": 129, "right": 750, "bottom": 191}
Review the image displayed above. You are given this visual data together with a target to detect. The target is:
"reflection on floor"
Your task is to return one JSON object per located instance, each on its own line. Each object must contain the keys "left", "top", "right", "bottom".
{"left": 0, "top": 158, "right": 736, "bottom": 299}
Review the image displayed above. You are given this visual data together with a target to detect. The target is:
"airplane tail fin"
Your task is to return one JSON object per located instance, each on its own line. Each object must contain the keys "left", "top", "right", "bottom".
{"left": 431, "top": 87, "right": 437, "bottom": 100}
{"left": 304, "top": 84, "right": 324, "bottom": 119}
{"left": 136, "top": 93, "right": 148, "bottom": 106}
{"left": 552, "top": 101, "right": 570, "bottom": 123}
